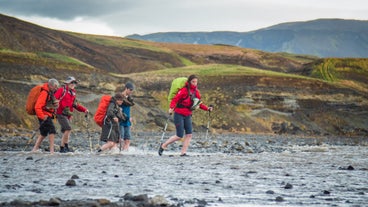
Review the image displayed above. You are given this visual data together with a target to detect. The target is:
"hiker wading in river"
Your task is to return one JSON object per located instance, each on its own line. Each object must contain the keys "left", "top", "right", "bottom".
{"left": 159, "top": 75, "right": 213, "bottom": 156}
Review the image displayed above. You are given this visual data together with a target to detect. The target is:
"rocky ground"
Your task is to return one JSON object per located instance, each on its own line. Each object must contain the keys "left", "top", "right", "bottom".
{"left": 1, "top": 127, "right": 368, "bottom": 207}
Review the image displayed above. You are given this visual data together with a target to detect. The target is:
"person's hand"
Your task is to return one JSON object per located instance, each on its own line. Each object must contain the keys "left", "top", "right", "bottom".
{"left": 168, "top": 108, "right": 174, "bottom": 115}
{"left": 113, "top": 117, "right": 119, "bottom": 122}
{"left": 84, "top": 110, "right": 89, "bottom": 118}
{"left": 43, "top": 116, "right": 48, "bottom": 121}
{"left": 208, "top": 105, "right": 214, "bottom": 112}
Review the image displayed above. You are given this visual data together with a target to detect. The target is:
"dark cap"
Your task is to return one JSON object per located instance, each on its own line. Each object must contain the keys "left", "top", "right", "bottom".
{"left": 125, "top": 82, "right": 134, "bottom": 90}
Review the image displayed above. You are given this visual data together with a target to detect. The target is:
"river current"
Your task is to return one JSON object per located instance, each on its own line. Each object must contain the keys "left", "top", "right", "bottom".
{"left": 1, "top": 134, "right": 367, "bottom": 207}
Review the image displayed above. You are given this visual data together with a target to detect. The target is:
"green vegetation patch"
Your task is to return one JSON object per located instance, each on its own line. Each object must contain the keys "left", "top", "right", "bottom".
{"left": 38, "top": 52, "right": 93, "bottom": 68}
{"left": 147, "top": 64, "right": 315, "bottom": 79}
{"left": 311, "top": 58, "right": 368, "bottom": 81}
{"left": 310, "top": 58, "right": 368, "bottom": 92}
{"left": 69, "top": 33, "right": 169, "bottom": 53}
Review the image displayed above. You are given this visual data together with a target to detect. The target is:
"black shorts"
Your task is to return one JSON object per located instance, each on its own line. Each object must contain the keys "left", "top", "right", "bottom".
{"left": 39, "top": 117, "right": 56, "bottom": 137}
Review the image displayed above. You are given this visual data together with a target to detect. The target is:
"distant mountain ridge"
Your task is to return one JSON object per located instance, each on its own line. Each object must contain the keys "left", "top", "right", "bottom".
{"left": 126, "top": 19, "right": 368, "bottom": 58}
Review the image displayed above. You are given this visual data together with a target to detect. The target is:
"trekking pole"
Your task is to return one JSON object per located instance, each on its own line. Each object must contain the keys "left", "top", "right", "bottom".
{"left": 23, "top": 128, "right": 38, "bottom": 151}
{"left": 117, "top": 119, "right": 122, "bottom": 152}
{"left": 23, "top": 118, "right": 47, "bottom": 151}
{"left": 85, "top": 114, "right": 93, "bottom": 152}
{"left": 205, "top": 104, "right": 213, "bottom": 140}
{"left": 160, "top": 116, "right": 170, "bottom": 144}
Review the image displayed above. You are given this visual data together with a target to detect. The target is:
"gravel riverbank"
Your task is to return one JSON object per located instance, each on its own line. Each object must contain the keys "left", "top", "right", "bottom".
{"left": 1, "top": 129, "right": 368, "bottom": 207}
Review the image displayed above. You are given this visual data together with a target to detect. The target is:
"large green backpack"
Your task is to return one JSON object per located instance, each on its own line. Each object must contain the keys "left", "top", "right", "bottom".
{"left": 167, "top": 77, "right": 187, "bottom": 104}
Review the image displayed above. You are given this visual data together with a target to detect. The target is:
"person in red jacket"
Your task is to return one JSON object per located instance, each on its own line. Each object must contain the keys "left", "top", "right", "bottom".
{"left": 32, "top": 78, "right": 60, "bottom": 154}
{"left": 54, "top": 76, "right": 89, "bottom": 153}
{"left": 159, "top": 74, "right": 213, "bottom": 156}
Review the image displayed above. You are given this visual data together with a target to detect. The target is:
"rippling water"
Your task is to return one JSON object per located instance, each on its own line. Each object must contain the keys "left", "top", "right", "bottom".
{"left": 1, "top": 136, "right": 367, "bottom": 207}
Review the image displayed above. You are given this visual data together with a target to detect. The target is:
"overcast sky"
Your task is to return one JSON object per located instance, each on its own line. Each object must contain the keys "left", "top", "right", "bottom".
{"left": 0, "top": 0, "right": 367, "bottom": 36}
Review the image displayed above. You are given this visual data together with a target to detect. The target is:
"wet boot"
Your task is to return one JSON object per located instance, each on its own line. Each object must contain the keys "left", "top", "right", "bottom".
{"left": 64, "top": 143, "right": 73, "bottom": 152}
{"left": 60, "top": 146, "right": 66, "bottom": 153}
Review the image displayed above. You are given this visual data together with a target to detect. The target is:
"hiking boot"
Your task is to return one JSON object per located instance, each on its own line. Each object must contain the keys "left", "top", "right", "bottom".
{"left": 64, "top": 144, "right": 74, "bottom": 153}
{"left": 158, "top": 143, "right": 165, "bottom": 156}
{"left": 60, "top": 146, "right": 66, "bottom": 153}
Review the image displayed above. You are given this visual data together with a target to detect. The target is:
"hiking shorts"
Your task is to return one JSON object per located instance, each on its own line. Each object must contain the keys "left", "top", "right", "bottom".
{"left": 39, "top": 117, "right": 56, "bottom": 137}
{"left": 120, "top": 125, "right": 132, "bottom": 140}
{"left": 174, "top": 113, "right": 192, "bottom": 138}
{"left": 57, "top": 114, "right": 72, "bottom": 133}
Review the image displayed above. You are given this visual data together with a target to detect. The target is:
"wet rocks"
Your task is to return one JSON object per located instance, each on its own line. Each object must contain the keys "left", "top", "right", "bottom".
{"left": 266, "top": 190, "right": 275, "bottom": 194}
{"left": 338, "top": 165, "right": 355, "bottom": 170}
{"left": 284, "top": 183, "right": 293, "bottom": 189}
{"left": 0, "top": 194, "right": 177, "bottom": 207}
{"left": 65, "top": 179, "right": 76, "bottom": 187}
{"left": 275, "top": 196, "right": 285, "bottom": 202}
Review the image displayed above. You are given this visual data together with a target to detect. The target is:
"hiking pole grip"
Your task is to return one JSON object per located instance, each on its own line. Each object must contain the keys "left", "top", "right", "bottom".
{"left": 209, "top": 104, "right": 214, "bottom": 114}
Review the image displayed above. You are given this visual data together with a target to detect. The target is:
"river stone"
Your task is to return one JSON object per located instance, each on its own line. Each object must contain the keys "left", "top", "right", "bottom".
{"left": 284, "top": 183, "right": 293, "bottom": 189}
{"left": 48, "top": 197, "right": 61, "bottom": 205}
{"left": 132, "top": 194, "right": 148, "bottom": 202}
{"left": 97, "top": 198, "right": 111, "bottom": 205}
{"left": 150, "top": 195, "right": 170, "bottom": 206}
{"left": 275, "top": 196, "right": 284, "bottom": 202}
{"left": 66, "top": 179, "right": 76, "bottom": 186}
{"left": 71, "top": 174, "right": 79, "bottom": 179}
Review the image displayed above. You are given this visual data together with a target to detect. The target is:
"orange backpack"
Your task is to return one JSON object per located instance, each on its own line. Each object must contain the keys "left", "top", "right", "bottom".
{"left": 94, "top": 95, "right": 112, "bottom": 127}
{"left": 25, "top": 85, "right": 44, "bottom": 115}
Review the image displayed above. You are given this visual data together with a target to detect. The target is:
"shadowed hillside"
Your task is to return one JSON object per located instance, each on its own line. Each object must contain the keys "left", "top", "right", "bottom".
{"left": 127, "top": 19, "right": 368, "bottom": 58}
{"left": 0, "top": 14, "right": 367, "bottom": 137}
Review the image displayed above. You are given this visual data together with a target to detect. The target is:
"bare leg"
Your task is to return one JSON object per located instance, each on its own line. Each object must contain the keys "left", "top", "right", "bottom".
{"left": 61, "top": 130, "right": 71, "bottom": 146}
{"left": 32, "top": 135, "right": 45, "bottom": 152}
{"left": 100, "top": 141, "right": 115, "bottom": 151}
{"left": 123, "top": 139, "right": 130, "bottom": 151}
{"left": 49, "top": 134, "right": 55, "bottom": 154}
{"left": 162, "top": 135, "right": 182, "bottom": 148}
{"left": 181, "top": 134, "right": 192, "bottom": 155}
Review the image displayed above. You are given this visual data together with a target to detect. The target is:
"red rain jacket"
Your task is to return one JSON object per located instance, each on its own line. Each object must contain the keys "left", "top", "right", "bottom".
{"left": 54, "top": 85, "right": 87, "bottom": 117}
{"left": 170, "top": 82, "right": 209, "bottom": 116}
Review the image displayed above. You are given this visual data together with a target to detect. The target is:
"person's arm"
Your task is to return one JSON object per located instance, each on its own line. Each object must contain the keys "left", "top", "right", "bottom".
{"left": 105, "top": 102, "right": 117, "bottom": 121}
{"left": 74, "top": 99, "right": 88, "bottom": 113}
{"left": 196, "top": 90, "right": 213, "bottom": 111}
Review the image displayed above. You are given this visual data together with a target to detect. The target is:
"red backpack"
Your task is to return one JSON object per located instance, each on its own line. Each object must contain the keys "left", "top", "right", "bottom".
{"left": 25, "top": 85, "right": 44, "bottom": 115}
{"left": 94, "top": 95, "right": 112, "bottom": 127}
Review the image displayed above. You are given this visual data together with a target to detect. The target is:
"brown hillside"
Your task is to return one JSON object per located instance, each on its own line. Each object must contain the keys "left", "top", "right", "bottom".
{"left": 0, "top": 13, "right": 367, "bottom": 138}
{"left": 0, "top": 14, "right": 184, "bottom": 73}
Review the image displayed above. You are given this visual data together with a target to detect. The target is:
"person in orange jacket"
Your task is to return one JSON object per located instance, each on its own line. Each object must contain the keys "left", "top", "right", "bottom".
{"left": 54, "top": 76, "right": 89, "bottom": 153}
{"left": 32, "top": 78, "right": 60, "bottom": 154}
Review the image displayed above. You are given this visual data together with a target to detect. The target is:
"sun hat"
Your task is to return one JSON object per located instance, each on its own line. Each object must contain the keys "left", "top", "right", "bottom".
{"left": 64, "top": 76, "right": 77, "bottom": 84}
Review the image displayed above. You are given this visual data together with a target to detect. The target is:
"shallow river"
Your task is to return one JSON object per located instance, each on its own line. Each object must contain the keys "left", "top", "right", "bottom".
{"left": 1, "top": 134, "right": 367, "bottom": 207}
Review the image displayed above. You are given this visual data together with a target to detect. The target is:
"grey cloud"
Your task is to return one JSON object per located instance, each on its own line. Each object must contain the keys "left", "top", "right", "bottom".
{"left": 0, "top": 0, "right": 137, "bottom": 20}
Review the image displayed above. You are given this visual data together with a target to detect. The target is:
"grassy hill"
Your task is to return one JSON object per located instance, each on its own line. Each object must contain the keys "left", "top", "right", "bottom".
{"left": 127, "top": 19, "right": 368, "bottom": 58}
{"left": 0, "top": 14, "right": 367, "bottom": 137}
